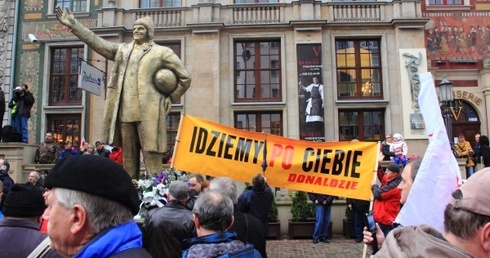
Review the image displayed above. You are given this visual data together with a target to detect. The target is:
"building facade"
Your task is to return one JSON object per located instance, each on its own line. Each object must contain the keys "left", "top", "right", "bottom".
{"left": 10, "top": 0, "right": 435, "bottom": 157}
{"left": 423, "top": 0, "right": 490, "bottom": 147}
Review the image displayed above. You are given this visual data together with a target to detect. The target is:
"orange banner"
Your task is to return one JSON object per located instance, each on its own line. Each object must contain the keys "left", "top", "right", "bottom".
{"left": 172, "top": 115, "right": 378, "bottom": 200}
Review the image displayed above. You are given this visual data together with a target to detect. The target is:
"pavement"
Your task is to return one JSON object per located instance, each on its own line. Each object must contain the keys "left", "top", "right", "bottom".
{"left": 266, "top": 235, "right": 369, "bottom": 258}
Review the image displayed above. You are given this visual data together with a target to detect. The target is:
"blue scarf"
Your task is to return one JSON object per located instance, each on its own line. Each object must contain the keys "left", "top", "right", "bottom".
{"left": 75, "top": 221, "right": 143, "bottom": 258}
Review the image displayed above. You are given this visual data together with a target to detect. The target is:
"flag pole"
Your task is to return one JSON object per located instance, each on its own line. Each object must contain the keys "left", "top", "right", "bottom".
{"left": 170, "top": 113, "right": 185, "bottom": 169}
{"left": 362, "top": 141, "right": 381, "bottom": 258}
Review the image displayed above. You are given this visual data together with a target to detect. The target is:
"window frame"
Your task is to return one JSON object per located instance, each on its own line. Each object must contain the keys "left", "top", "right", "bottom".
{"left": 234, "top": 39, "right": 282, "bottom": 102}
{"left": 46, "top": 113, "right": 82, "bottom": 145}
{"left": 335, "top": 39, "right": 383, "bottom": 100}
{"left": 53, "top": 0, "right": 89, "bottom": 13}
{"left": 338, "top": 109, "right": 385, "bottom": 141}
{"left": 140, "top": 0, "right": 182, "bottom": 8}
{"left": 49, "top": 46, "right": 84, "bottom": 106}
{"left": 234, "top": 111, "right": 283, "bottom": 136}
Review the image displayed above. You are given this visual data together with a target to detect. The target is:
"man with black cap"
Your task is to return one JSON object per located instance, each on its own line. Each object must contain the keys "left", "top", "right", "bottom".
{"left": 0, "top": 183, "right": 60, "bottom": 257}
{"left": 43, "top": 155, "right": 151, "bottom": 257}
{"left": 371, "top": 163, "right": 402, "bottom": 237}
{"left": 143, "top": 180, "right": 196, "bottom": 258}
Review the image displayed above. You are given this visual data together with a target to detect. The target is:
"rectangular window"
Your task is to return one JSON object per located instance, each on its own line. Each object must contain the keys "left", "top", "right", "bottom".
{"left": 49, "top": 47, "right": 84, "bottom": 106}
{"left": 235, "top": 112, "right": 283, "bottom": 136}
{"left": 338, "top": 110, "right": 384, "bottom": 141}
{"left": 47, "top": 114, "right": 81, "bottom": 145}
{"left": 55, "top": 0, "right": 87, "bottom": 12}
{"left": 235, "top": 40, "right": 281, "bottom": 102}
{"left": 235, "top": 0, "right": 278, "bottom": 2}
{"left": 166, "top": 113, "right": 181, "bottom": 151}
{"left": 336, "top": 39, "right": 382, "bottom": 99}
{"left": 140, "top": 0, "right": 182, "bottom": 7}
{"left": 428, "top": 0, "right": 462, "bottom": 4}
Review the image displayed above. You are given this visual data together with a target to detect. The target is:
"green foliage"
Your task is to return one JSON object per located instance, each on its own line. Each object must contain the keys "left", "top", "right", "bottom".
{"left": 291, "top": 191, "right": 314, "bottom": 221}
{"left": 268, "top": 197, "right": 279, "bottom": 222}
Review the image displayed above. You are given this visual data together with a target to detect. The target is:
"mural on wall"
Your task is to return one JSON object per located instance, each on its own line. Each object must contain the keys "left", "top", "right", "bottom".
{"left": 297, "top": 43, "right": 325, "bottom": 142}
{"left": 0, "top": 0, "right": 8, "bottom": 90}
{"left": 20, "top": 51, "right": 39, "bottom": 144}
{"left": 23, "top": 19, "right": 96, "bottom": 42}
{"left": 25, "top": 0, "right": 43, "bottom": 11}
{"left": 425, "top": 12, "right": 490, "bottom": 61}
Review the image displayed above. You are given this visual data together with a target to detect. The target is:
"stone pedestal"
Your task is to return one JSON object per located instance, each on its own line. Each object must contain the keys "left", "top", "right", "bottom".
{"left": 0, "top": 143, "right": 37, "bottom": 183}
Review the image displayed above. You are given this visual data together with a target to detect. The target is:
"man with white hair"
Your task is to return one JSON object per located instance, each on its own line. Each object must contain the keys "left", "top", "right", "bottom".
{"left": 43, "top": 155, "right": 151, "bottom": 257}
{"left": 28, "top": 170, "right": 44, "bottom": 191}
{"left": 183, "top": 191, "right": 262, "bottom": 258}
{"left": 143, "top": 180, "right": 196, "bottom": 258}
{"left": 209, "top": 177, "right": 267, "bottom": 257}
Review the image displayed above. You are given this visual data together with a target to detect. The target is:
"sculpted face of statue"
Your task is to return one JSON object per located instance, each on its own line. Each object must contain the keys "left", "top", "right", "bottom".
{"left": 133, "top": 25, "right": 149, "bottom": 44}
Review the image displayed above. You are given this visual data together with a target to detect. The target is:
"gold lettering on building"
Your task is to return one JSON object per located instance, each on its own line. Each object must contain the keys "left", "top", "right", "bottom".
{"left": 453, "top": 90, "right": 482, "bottom": 106}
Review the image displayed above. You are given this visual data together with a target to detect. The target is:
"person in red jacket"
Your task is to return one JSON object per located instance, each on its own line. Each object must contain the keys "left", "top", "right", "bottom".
{"left": 109, "top": 146, "right": 123, "bottom": 165}
{"left": 371, "top": 163, "right": 402, "bottom": 236}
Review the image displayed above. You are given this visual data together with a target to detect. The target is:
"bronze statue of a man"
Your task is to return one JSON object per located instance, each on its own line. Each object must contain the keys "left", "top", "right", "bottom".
{"left": 56, "top": 7, "right": 191, "bottom": 178}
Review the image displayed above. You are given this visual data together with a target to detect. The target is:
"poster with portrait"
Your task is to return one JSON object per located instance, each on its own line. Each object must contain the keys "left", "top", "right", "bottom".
{"left": 297, "top": 44, "right": 325, "bottom": 141}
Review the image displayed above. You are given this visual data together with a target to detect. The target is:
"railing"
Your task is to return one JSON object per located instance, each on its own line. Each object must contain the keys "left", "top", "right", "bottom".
{"left": 133, "top": 9, "right": 183, "bottom": 27}
{"left": 232, "top": 5, "right": 282, "bottom": 24}
{"left": 330, "top": 4, "right": 383, "bottom": 22}
{"left": 100, "top": 1, "right": 419, "bottom": 29}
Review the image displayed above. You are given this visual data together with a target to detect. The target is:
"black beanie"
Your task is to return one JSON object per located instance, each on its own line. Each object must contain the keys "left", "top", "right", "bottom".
{"left": 44, "top": 155, "right": 140, "bottom": 215}
{"left": 3, "top": 183, "right": 46, "bottom": 218}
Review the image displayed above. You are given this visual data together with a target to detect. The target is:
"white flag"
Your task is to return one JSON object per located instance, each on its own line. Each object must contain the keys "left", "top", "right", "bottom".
{"left": 395, "top": 72, "right": 461, "bottom": 232}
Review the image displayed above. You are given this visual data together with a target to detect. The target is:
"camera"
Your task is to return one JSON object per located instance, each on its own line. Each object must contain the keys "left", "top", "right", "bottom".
{"left": 28, "top": 33, "right": 38, "bottom": 43}
{"left": 14, "top": 86, "right": 25, "bottom": 97}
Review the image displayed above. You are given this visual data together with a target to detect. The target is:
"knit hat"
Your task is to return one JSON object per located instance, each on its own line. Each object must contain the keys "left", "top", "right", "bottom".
{"left": 449, "top": 168, "right": 490, "bottom": 216}
{"left": 134, "top": 16, "right": 154, "bottom": 40}
{"left": 44, "top": 155, "right": 140, "bottom": 215}
{"left": 168, "top": 180, "right": 189, "bottom": 202}
{"left": 393, "top": 133, "right": 404, "bottom": 141}
{"left": 3, "top": 183, "right": 46, "bottom": 218}
{"left": 386, "top": 163, "right": 400, "bottom": 173}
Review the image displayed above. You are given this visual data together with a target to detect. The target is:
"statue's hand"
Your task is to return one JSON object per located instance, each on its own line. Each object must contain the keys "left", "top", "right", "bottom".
{"left": 164, "top": 97, "right": 172, "bottom": 115}
{"left": 55, "top": 6, "right": 77, "bottom": 28}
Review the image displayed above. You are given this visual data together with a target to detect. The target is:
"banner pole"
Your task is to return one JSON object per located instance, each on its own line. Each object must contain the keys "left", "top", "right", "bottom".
{"left": 362, "top": 141, "right": 381, "bottom": 258}
{"left": 170, "top": 113, "right": 185, "bottom": 168}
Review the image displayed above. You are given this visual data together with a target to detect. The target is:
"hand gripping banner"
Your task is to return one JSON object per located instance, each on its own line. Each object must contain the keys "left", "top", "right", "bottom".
{"left": 172, "top": 115, "right": 378, "bottom": 200}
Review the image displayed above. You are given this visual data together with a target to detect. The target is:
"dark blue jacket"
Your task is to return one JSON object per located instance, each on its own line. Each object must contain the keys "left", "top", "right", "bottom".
{"left": 237, "top": 183, "right": 273, "bottom": 232}
{"left": 308, "top": 193, "right": 334, "bottom": 205}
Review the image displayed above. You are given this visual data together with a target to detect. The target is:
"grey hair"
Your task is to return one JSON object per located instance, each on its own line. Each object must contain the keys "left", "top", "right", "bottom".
{"left": 209, "top": 177, "right": 238, "bottom": 204}
{"left": 192, "top": 190, "right": 233, "bottom": 232}
{"left": 30, "top": 171, "right": 41, "bottom": 181}
{"left": 54, "top": 188, "right": 133, "bottom": 234}
{"left": 444, "top": 190, "right": 490, "bottom": 239}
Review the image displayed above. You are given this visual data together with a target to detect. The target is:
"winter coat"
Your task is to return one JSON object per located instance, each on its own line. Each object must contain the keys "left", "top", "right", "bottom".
{"left": 373, "top": 224, "right": 475, "bottom": 258}
{"left": 143, "top": 202, "right": 196, "bottom": 258}
{"left": 371, "top": 172, "right": 401, "bottom": 226}
{"left": 0, "top": 219, "right": 60, "bottom": 258}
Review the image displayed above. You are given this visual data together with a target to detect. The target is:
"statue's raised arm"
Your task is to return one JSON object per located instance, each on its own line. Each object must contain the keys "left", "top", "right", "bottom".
{"left": 55, "top": 6, "right": 78, "bottom": 29}
{"left": 54, "top": 5, "right": 118, "bottom": 60}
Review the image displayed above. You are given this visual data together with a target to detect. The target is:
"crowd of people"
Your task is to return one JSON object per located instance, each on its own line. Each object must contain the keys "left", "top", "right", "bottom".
{"left": 0, "top": 154, "right": 275, "bottom": 257}
{"left": 34, "top": 132, "right": 124, "bottom": 167}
